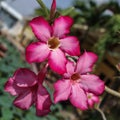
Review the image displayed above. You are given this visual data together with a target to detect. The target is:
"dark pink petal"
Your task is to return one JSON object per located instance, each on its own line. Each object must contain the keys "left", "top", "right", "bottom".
{"left": 14, "top": 68, "right": 37, "bottom": 87}
{"left": 4, "top": 77, "right": 28, "bottom": 96}
{"left": 53, "top": 16, "right": 73, "bottom": 38}
{"left": 75, "top": 52, "right": 98, "bottom": 74}
{"left": 48, "top": 48, "right": 66, "bottom": 74}
{"left": 80, "top": 74, "right": 105, "bottom": 95}
{"left": 64, "top": 61, "right": 75, "bottom": 78}
{"left": 29, "top": 16, "right": 51, "bottom": 42}
{"left": 26, "top": 42, "right": 50, "bottom": 63}
{"left": 88, "top": 99, "right": 94, "bottom": 108}
{"left": 60, "top": 36, "right": 80, "bottom": 56}
{"left": 69, "top": 84, "right": 88, "bottom": 110}
{"left": 4, "top": 77, "right": 18, "bottom": 96}
{"left": 14, "top": 90, "right": 34, "bottom": 110}
{"left": 36, "top": 85, "right": 52, "bottom": 116}
{"left": 54, "top": 79, "right": 71, "bottom": 103}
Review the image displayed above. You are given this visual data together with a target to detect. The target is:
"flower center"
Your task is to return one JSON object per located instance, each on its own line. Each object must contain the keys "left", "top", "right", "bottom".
{"left": 87, "top": 93, "right": 93, "bottom": 99}
{"left": 87, "top": 94, "right": 92, "bottom": 99}
{"left": 48, "top": 37, "right": 60, "bottom": 49}
{"left": 71, "top": 73, "right": 80, "bottom": 81}
{"left": 31, "top": 83, "right": 38, "bottom": 92}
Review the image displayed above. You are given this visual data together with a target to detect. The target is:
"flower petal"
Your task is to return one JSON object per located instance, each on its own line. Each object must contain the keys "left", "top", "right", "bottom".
{"left": 75, "top": 52, "right": 98, "bottom": 74}
{"left": 60, "top": 36, "right": 80, "bottom": 56}
{"left": 4, "top": 77, "right": 18, "bottom": 96}
{"left": 4, "top": 77, "right": 29, "bottom": 96}
{"left": 80, "top": 74, "right": 105, "bottom": 95}
{"left": 14, "top": 68, "right": 37, "bottom": 87}
{"left": 29, "top": 16, "right": 51, "bottom": 42}
{"left": 36, "top": 85, "right": 52, "bottom": 116}
{"left": 54, "top": 79, "right": 71, "bottom": 103}
{"left": 69, "top": 84, "right": 88, "bottom": 110}
{"left": 26, "top": 42, "right": 50, "bottom": 63}
{"left": 64, "top": 61, "right": 75, "bottom": 78}
{"left": 14, "top": 90, "right": 34, "bottom": 110}
{"left": 53, "top": 16, "right": 73, "bottom": 38}
{"left": 48, "top": 48, "right": 66, "bottom": 74}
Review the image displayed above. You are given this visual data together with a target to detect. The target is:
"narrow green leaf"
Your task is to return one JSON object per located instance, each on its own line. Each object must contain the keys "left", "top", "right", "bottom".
{"left": 37, "top": 0, "right": 49, "bottom": 18}
{"left": 62, "top": 7, "right": 75, "bottom": 16}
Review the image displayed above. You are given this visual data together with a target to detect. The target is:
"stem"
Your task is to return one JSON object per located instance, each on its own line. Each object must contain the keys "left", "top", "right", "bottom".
{"left": 105, "top": 86, "right": 120, "bottom": 98}
{"left": 37, "top": 0, "right": 49, "bottom": 17}
{"left": 96, "top": 107, "right": 107, "bottom": 120}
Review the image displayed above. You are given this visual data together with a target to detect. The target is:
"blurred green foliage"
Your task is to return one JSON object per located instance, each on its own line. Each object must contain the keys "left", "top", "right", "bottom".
{"left": 72, "top": 0, "right": 120, "bottom": 64}
{"left": 93, "top": 15, "right": 120, "bottom": 61}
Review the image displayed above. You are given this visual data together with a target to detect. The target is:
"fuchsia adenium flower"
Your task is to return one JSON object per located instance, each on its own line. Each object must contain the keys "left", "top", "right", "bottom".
{"left": 86, "top": 92, "right": 99, "bottom": 108}
{"left": 26, "top": 16, "right": 80, "bottom": 74}
{"left": 54, "top": 51, "right": 105, "bottom": 110}
{"left": 4, "top": 67, "right": 52, "bottom": 116}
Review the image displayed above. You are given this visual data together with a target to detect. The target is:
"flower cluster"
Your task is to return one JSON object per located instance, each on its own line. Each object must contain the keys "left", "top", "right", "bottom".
{"left": 4, "top": 0, "right": 105, "bottom": 117}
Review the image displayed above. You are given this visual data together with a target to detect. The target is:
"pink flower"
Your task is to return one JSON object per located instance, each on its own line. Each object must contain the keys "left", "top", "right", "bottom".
{"left": 86, "top": 92, "right": 99, "bottom": 108}
{"left": 53, "top": 51, "right": 105, "bottom": 110}
{"left": 26, "top": 16, "right": 80, "bottom": 74}
{"left": 4, "top": 67, "right": 52, "bottom": 116}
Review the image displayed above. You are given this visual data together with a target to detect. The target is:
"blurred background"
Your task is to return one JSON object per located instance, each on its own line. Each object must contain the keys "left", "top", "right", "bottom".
{"left": 0, "top": 0, "right": 120, "bottom": 120}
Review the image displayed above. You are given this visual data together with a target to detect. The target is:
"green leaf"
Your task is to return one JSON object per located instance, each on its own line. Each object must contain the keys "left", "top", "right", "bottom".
{"left": 37, "top": 0, "right": 49, "bottom": 18}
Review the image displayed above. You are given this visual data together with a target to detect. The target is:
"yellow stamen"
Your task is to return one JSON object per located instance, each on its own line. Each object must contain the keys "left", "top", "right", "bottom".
{"left": 48, "top": 37, "right": 60, "bottom": 49}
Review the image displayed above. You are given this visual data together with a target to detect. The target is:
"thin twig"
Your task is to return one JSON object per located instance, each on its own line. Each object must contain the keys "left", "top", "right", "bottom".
{"left": 105, "top": 86, "right": 120, "bottom": 98}
{"left": 96, "top": 107, "right": 107, "bottom": 120}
